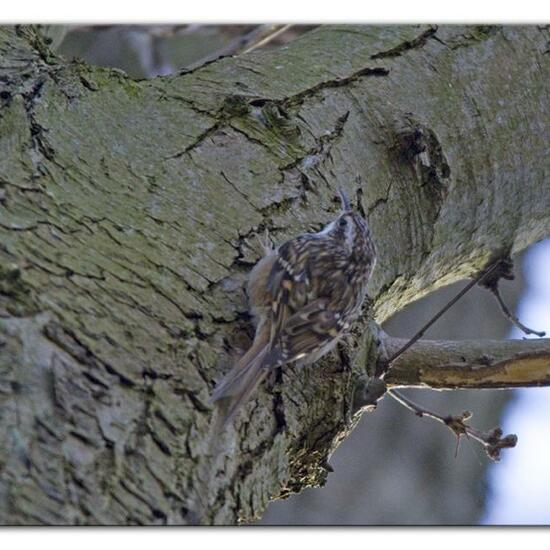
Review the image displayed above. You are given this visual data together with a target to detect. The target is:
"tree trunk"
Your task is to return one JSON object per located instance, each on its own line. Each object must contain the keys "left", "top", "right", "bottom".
{"left": 1, "top": 24, "right": 549, "bottom": 525}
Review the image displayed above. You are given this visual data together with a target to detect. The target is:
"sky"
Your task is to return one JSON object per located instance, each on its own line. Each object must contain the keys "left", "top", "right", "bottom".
{"left": 483, "top": 237, "right": 550, "bottom": 524}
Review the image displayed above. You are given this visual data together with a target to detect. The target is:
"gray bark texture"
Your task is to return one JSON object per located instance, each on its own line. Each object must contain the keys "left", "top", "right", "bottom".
{"left": 0, "top": 24, "right": 549, "bottom": 525}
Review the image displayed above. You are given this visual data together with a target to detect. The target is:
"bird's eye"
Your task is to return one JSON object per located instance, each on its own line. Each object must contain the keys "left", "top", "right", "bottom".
{"left": 339, "top": 218, "right": 347, "bottom": 227}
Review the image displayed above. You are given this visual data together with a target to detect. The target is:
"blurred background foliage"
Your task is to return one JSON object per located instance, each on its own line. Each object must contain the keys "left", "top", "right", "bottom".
{"left": 41, "top": 24, "right": 547, "bottom": 524}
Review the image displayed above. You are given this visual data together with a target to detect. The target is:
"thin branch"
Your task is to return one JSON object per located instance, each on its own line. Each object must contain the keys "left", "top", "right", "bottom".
{"left": 476, "top": 257, "right": 546, "bottom": 337}
{"left": 186, "top": 25, "right": 291, "bottom": 70}
{"left": 384, "top": 336, "right": 550, "bottom": 389}
{"left": 388, "top": 389, "right": 517, "bottom": 461}
{"left": 241, "top": 25, "right": 294, "bottom": 54}
{"left": 490, "top": 286, "right": 546, "bottom": 337}
{"left": 384, "top": 261, "right": 502, "bottom": 367}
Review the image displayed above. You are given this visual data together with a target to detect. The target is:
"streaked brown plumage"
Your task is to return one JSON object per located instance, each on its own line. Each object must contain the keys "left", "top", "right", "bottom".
{"left": 211, "top": 188, "right": 377, "bottom": 425}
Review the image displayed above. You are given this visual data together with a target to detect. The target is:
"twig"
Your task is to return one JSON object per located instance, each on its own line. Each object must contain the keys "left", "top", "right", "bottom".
{"left": 187, "top": 24, "right": 290, "bottom": 70}
{"left": 388, "top": 389, "right": 517, "bottom": 461}
{"left": 241, "top": 24, "right": 294, "bottom": 54}
{"left": 477, "top": 257, "right": 546, "bottom": 337}
{"left": 490, "top": 286, "right": 546, "bottom": 337}
{"left": 384, "top": 261, "right": 502, "bottom": 368}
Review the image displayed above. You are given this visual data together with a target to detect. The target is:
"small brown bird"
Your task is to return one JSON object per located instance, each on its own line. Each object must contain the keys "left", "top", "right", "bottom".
{"left": 211, "top": 188, "right": 377, "bottom": 425}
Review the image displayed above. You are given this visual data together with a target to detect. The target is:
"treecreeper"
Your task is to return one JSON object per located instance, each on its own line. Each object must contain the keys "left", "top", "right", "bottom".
{"left": 211, "top": 188, "right": 377, "bottom": 426}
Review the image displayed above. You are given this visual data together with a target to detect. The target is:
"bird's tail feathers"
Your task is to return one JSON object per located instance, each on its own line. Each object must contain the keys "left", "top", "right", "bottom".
{"left": 210, "top": 340, "right": 270, "bottom": 427}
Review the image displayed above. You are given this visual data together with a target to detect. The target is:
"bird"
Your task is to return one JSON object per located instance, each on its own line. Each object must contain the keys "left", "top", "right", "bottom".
{"left": 210, "top": 188, "right": 377, "bottom": 426}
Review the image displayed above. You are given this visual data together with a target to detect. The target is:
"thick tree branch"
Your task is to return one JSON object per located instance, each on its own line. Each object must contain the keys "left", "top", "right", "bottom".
{"left": 384, "top": 337, "right": 550, "bottom": 389}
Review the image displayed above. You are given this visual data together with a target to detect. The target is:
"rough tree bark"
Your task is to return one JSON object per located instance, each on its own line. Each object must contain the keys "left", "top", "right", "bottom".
{"left": 0, "top": 24, "right": 549, "bottom": 525}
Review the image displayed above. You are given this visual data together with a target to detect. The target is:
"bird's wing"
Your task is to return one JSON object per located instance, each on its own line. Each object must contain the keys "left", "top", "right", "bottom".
{"left": 274, "top": 297, "right": 343, "bottom": 364}
{"left": 266, "top": 236, "right": 312, "bottom": 347}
